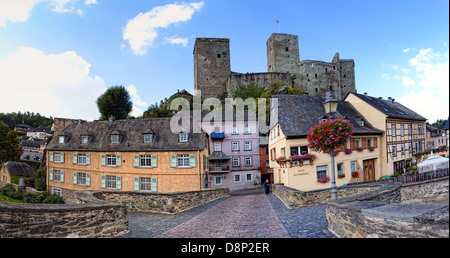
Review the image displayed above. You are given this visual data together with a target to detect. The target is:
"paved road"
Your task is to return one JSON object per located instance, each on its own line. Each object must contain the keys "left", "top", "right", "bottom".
{"left": 121, "top": 188, "right": 335, "bottom": 238}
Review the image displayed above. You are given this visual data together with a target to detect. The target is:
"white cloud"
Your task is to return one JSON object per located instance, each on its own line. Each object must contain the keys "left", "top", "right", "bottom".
{"left": 122, "top": 1, "right": 204, "bottom": 55}
{"left": 127, "top": 84, "right": 148, "bottom": 116}
{"left": 397, "top": 89, "right": 449, "bottom": 123}
{"left": 85, "top": 0, "right": 98, "bottom": 5}
{"left": 165, "top": 36, "right": 189, "bottom": 47}
{"left": 401, "top": 76, "right": 415, "bottom": 87}
{"left": 0, "top": 47, "right": 106, "bottom": 121}
{"left": 0, "top": 0, "right": 41, "bottom": 27}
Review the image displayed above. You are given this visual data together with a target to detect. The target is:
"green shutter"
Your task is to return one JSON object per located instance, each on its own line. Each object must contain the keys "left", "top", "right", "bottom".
{"left": 151, "top": 155, "right": 158, "bottom": 168}
{"left": 49, "top": 169, "right": 53, "bottom": 180}
{"left": 134, "top": 155, "right": 140, "bottom": 167}
{"left": 86, "top": 154, "right": 91, "bottom": 165}
{"left": 73, "top": 153, "right": 77, "bottom": 164}
{"left": 116, "top": 155, "right": 122, "bottom": 167}
{"left": 50, "top": 152, "right": 54, "bottom": 162}
{"left": 60, "top": 171, "right": 64, "bottom": 182}
{"left": 190, "top": 154, "right": 196, "bottom": 168}
{"left": 101, "top": 154, "right": 106, "bottom": 166}
{"left": 86, "top": 173, "right": 91, "bottom": 186}
{"left": 116, "top": 176, "right": 122, "bottom": 190}
{"left": 170, "top": 154, "right": 177, "bottom": 168}
{"left": 151, "top": 177, "right": 157, "bottom": 192}
{"left": 134, "top": 177, "right": 139, "bottom": 191}
{"left": 101, "top": 175, "right": 106, "bottom": 188}
{"left": 60, "top": 153, "right": 64, "bottom": 163}
{"left": 73, "top": 172, "right": 77, "bottom": 184}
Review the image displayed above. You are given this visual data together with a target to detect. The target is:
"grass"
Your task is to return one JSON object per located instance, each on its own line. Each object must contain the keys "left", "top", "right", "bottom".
{"left": 0, "top": 192, "right": 24, "bottom": 203}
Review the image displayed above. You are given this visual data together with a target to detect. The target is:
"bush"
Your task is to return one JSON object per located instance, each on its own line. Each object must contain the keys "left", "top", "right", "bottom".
{"left": 0, "top": 184, "right": 22, "bottom": 200}
{"left": 23, "top": 191, "right": 64, "bottom": 204}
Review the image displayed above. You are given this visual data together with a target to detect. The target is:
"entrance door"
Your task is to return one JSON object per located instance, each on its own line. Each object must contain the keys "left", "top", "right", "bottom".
{"left": 363, "top": 159, "right": 375, "bottom": 182}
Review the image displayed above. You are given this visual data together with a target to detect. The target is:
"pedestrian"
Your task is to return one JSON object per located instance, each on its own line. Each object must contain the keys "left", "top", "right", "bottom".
{"left": 263, "top": 179, "right": 270, "bottom": 194}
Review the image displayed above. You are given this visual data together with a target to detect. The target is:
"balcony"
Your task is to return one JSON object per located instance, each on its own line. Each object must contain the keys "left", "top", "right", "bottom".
{"left": 208, "top": 166, "right": 230, "bottom": 173}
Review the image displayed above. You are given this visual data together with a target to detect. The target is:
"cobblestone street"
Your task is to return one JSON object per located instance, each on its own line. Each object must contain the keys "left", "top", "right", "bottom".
{"left": 121, "top": 188, "right": 335, "bottom": 238}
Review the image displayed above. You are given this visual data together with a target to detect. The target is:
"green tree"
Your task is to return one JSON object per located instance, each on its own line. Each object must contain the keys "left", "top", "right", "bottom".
{"left": 143, "top": 103, "right": 173, "bottom": 118}
{"left": 0, "top": 121, "right": 22, "bottom": 163}
{"left": 96, "top": 86, "right": 133, "bottom": 120}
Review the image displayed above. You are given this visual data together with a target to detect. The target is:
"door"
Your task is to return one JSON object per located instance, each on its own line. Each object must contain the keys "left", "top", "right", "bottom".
{"left": 363, "top": 159, "right": 375, "bottom": 182}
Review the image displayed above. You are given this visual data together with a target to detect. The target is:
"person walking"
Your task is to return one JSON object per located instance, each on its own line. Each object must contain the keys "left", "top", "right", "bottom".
{"left": 263, "top": 179, "right": 270, "bottom": 195}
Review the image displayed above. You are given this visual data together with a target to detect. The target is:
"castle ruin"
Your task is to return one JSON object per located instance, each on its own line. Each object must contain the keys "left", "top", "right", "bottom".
{"left": 194, "top": 33, "right": 356, "bottom": 100}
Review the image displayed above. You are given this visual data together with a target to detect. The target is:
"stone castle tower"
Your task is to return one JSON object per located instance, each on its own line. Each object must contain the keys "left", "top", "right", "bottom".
{"left": 194, "top": 33, "right": 356, "bottom": 100}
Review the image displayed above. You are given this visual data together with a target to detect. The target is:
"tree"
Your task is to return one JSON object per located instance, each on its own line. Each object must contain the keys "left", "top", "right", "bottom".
{"left": 96, "top": 86, "right": 133, "bottom": 120}
{"left": 0, "top": 121, "right": 22, "bottom": 163}
{"left": 143, "top": 103, "right": 173, "bottom": 118}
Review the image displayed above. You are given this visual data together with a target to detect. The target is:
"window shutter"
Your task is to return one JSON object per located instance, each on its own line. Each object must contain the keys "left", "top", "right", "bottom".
{"left": 101, "top": 175, "right": 106, "bottom": 188}
{"left": 60, "top": 171, "right": 64, "bottom": 182}
{"left": 374, "top": 137, "right": 378, "bottom": 148}
{"left": 60, "top": 153, "right": 64, "bottom": 163}
{"left": 116, "top": 155, "right": 122, "bottom": 167}
{"left": 50, "top": 152, "right": 53, "bottom": 162}
{"left": 170, "top": 154, "right": 177, "bottom": 168}
{"left": 86, "top": 174, "right": 91, "bottom": 186}
{"left": 189, "top": 154, "right": 196, "bottom": 168}
{"left": 116, "top": 176, "right": 122, "bottom": 190}
{"left": 49, "top": 169, "right": 53, "bottom": 180}
{"left": 151, "top": 155, "right": 158, "bottom": 168}
{"left": 73, "top": 172, "right": 77, "bottom": 184}
{"left": 134, "top": 155, "right": 139, "bottom": 167}
{"left": 86, "top": 154, "right": 91, "bottom": 165}
{"left": 134, "top": 177, "right": 139, "bottom": 191}
{"left": 73, "top": 153, "right": 77, "bottom": 164}
{"left": 101, "top": 154, "right": 106, "bottom": 166}
{"left": 151, "top": 177, "right": 157, "bottom": 192}
{"left": 362, "top": 138, "right": 367, "bottom": 149}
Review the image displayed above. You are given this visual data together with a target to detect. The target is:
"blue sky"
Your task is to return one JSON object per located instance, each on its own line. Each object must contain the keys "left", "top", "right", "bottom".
{"left": 0, "top": 0, "right": 448, "bottom": 122}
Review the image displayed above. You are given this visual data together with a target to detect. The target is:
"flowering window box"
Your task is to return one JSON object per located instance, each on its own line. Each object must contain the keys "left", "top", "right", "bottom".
{"left": 337, "top": 173, "right": 346, "bottom": 178}
{"left": 351, "top": 171, "right": 359, "bottom": 178}
{"left": 317, "top": 176, "right": 330, "bottom": 183}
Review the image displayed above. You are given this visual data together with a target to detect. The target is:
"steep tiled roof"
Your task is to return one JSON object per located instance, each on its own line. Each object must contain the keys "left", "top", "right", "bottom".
{"left": 348, "top": 92, "right": 427, "bottom": 121}
{"left": 273, "top": 94, "right": 384, "bottom": 138}
{"left": 46, "top": 117, "right": 208, "bottom": 152}
{"left": 5, "top": 161, "right": 35, "bottom": 176}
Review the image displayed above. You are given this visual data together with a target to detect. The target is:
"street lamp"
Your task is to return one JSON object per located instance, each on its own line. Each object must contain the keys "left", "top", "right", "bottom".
{"left": 324, "top": 91, "right": 338, "bottom": 200}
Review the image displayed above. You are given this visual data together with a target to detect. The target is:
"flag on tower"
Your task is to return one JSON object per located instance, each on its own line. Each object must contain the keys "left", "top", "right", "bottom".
{"left": 276, "top": 20, "right": 280, "bottom": 24}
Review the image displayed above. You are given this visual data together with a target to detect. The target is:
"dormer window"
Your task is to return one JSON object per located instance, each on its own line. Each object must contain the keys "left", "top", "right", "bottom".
{"left": 143, "top": 134, "right": 153, "bottom": 143}
{"left": 81, "top": 136, "right": 89, "bottom": 144}
{"left": 59, "top": 136, "right": 65, "bottom": 144}
{"left": 179, "top": 133, "right": 188, "bottom": 142}
{"left": 111, "top": 135, "right": 119, "bottom": 144}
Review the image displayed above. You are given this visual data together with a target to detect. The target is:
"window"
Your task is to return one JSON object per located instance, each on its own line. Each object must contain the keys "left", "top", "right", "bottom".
{"left": 232, "top": 125, "right": 238, "bottom": 134}
{"left": 106, "top": 175, "right": 116, "bottom": 189}
{"left": 140, "top": 177, "right": 152, "bottom": 191}
{"left": 409, "top": 142, "right": 412, "bottom": 153}
{"left": 393, "top": 145, "right": 397, "bottom": 157}
{"left": 78, "top": 173, "right": 87, "bottom": 185}
{"left": 408, "top": 125, "right": 412, "bottom": 136}
{"left": 351, "top": 161, "right": 356, "bottom": 172}
{"left": 53, "top": 170, "right": 62, "bottom": 182}
{"left": 78, "top": 154, "right": 87, "bottom": 165}
{"left": 81, "top": 136, "right": 89, "bottom": 144}
{"left": 140, "top": 155, "right": 152, "bottom": 167}
{"left": 143, "top": 134, "right": 153, "bottom": 143}
{"left": 214, "top": 142, "right": 221, "bottom": 151}
{"left": 265, "top": 160, "right": 269, "bottom": 167}
{"left": 233, "top": 157, "right": 240, "bottom": 167}
{"left": 179, "top": 133, "right": 188, "bottom": 142}
{"left": 59, "top": 136, "right": 65, "bottom": 144}
{"left": 111, "top": 135, "right": 119, "bottom": 143}
{"left": 401, "top": 125, "right": 404, "bottom": 137}
{"left": 214, "top": 176, "right": 222, "bottom": 185}
{"left": 392, "top": 124, "right": 396, "bottom": 137}
{"left": 337, "top": 163, "right": 344, "bottom": 176}
{"left": 265, "top": 147, "right": 269, "bottom": 155}
{"left": 54, "top": 153, "right": 62, "bottom": 163}
{"left": 107, "top": 154, "right": 117, "bottom": 166}
{"left": 52, "top": 188, "right": 62, "bottom": 196}
{"left": 356, "top": 139, "right": 360, "bottom": 148}
{"left": 244, "top": 141, "right": 251, "bottom": 150}
{"left": 317, "top": 166, "right": 327, "bottom": 180}
{"left": 290, "top": 146, "right": 309, "bottom": 155}
{"left": 246, "top": 173, "right": 253, "bottom": 182}
{"left": 401, "top": 143, "right": 405, "bottom": 155}
{"left": 244, "top": 124, "right": 250, "bottom": 134}
{"left": 245, "top": 157, "right": 252, "bottom": 166}
{"left": 177, "top": 154, "right": 190, "bottom": 168}
{"left": 234, "top": 174, "right": 241, "bottom": 183}
{"left": 232, "top": 142, "right": 239, "bottom": 151}
{"left": 367, "top": 138, "right": 372, "bottom": 148}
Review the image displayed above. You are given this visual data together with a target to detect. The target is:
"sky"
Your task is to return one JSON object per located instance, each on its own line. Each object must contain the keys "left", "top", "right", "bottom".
{"left": 0, "top": 0, "right": 448, "bottom": 123}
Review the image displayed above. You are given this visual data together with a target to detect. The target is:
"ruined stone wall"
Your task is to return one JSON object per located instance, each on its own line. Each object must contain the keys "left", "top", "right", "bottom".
{"left": 227, "top": 72, "right": 292, "bottom": 96}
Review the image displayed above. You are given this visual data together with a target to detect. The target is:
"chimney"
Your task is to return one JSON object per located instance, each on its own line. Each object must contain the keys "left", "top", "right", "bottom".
{"left": 108, "top": 115, "right": 115, "bottom": 123}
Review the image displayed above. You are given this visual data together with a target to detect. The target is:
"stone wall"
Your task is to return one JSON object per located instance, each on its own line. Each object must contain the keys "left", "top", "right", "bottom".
{"left": 401, "top": 177, "right": 449, "bottom": 204}
{"left": 98, "top": 187, "right": 230, "bottom": 214}
{"left": 272, "top": 183, "right": 384, "bottom": 209}
{"left": 325, "top": 181, "right": 449, "bottom": 238}
{"left": 0, "top": 191, "right": 128, "bottom": 238}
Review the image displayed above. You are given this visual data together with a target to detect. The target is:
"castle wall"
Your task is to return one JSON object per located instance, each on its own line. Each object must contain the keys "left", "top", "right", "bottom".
{"left": 227, "top": 72, "right": 292, "bottom": 96}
